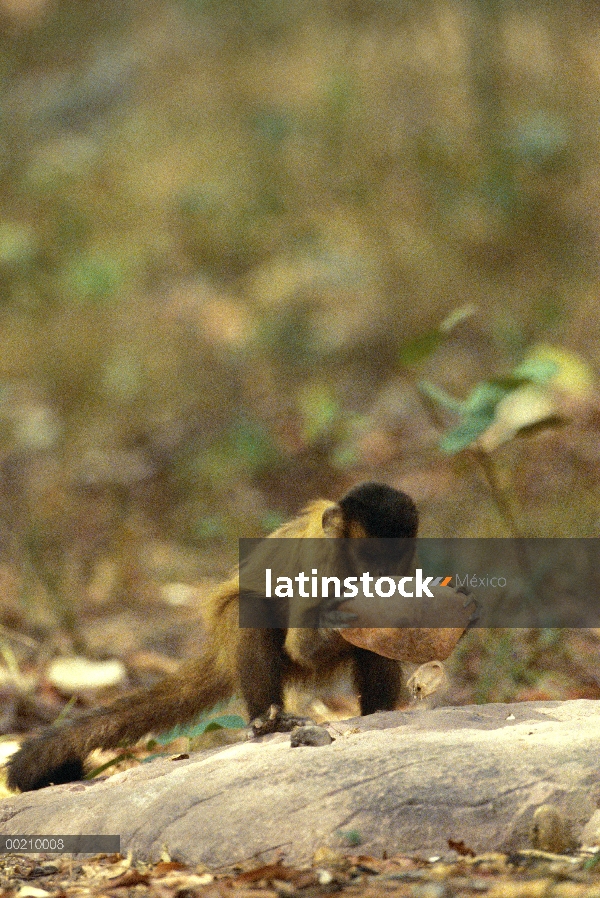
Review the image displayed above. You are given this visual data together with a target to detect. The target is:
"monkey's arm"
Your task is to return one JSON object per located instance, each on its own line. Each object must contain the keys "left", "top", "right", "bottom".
{"left": 236, "top": 627, "right": 316, "bottom": 736}
{"left": 301, "top": 595, "right": 358, "bottom": 629}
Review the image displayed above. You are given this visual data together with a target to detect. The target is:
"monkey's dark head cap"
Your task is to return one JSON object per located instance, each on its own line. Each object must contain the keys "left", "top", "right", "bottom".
{"left": 339, "top": 482, "right": 419, "bottom": 538}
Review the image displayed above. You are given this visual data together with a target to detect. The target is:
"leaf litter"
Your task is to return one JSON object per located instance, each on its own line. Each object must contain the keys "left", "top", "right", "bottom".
{"left": 2, "top": 845, "right": 600, "bottom": 898}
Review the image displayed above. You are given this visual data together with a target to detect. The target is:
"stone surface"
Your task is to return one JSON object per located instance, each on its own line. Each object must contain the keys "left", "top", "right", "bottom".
{"left": 1, "top": 700, "right": 599, "bottom": 865}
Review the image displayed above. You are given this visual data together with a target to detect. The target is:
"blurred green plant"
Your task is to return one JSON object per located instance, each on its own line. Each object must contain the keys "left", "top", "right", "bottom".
{"left": 151, "top": 711, "right": 246, "bottom": 744}
{"left": 337, "top": 829, "right": 363, "bottom": 847}
{"left": 399, "top": 304, "right": 476, "bottom": 365}
{"left": 65, "top": 253, "right": 124, "bottom": 304}
{"left": 401, "top": 307, "right": 593, "bottom": 536}
{"left": 418, "top": 357, "right": 559, "bottom": 456}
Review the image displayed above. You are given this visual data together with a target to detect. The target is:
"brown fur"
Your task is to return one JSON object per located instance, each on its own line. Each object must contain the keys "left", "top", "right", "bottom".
{"left": 7, "top": 485, "right": 414, "bottom": 792}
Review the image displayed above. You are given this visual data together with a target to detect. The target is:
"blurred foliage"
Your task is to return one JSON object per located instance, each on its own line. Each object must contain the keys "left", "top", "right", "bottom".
{"left": 419, "top": 356, "right": 559, "bottom": 455}
{"left": 0, "top": 0, "right": 599, "bottom": 705}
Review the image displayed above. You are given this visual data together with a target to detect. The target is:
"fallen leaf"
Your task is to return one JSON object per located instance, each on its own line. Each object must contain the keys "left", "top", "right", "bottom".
{"left": 448, "top": 839, "right": 476, "bottom": 858}
{"left": 106, "top": 869, "right": 150, "bottom": 888}
{"left": 236, "top": 864, "right": 299, "bottom": 883}
{"left": 16, "top": 888, "right": 51, "bottom": 898}
{"left": 153, "top": 861, "right": 189, "bottom": 875}
{"left": 47, "top": 657, "right": 126, "bottom": 694}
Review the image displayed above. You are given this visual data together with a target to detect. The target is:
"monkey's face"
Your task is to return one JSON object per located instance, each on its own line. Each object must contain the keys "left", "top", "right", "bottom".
{"left": 321, "top": 482, "right": 419, "bottom": 582}
{"left": 336, "top": 483, "right": 419, "bottom": 540}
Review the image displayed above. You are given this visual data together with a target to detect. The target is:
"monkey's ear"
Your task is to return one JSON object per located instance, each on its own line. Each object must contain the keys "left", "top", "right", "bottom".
{"left": 322, "top": 504, "right": 345, "bottom": 537}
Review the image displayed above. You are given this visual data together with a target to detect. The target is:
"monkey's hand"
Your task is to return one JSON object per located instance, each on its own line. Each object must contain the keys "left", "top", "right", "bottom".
{"left": 249, "top": 705, "right": 315, "bottom": 738}
{"left": 316, "top": 596, "right": 359, "bottom": 629}
{"left": 455, "top": 586, "right": 480, "bottom": 629}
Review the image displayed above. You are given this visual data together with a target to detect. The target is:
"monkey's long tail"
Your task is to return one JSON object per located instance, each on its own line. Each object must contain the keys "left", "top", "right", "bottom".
{"left": 7, "top": 651, "right": 235, "bottom": 793}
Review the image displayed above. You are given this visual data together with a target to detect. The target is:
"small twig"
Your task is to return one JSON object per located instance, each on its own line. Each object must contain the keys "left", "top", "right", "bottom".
{"left": 469, "top": 445, "right": 526, "bottom": 540}
{"left": 52, "top": 695, "right": 77, "bottom": 726}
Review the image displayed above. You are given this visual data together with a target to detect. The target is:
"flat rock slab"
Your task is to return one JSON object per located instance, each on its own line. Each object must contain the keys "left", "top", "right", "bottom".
{"left": 1, "top": 700, "right": 599, "bottom": 865}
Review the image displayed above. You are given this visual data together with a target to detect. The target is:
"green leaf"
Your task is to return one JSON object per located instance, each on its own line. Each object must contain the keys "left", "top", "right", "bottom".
{"left": 337, "top": 829, "right": 362, "bottom": 847}
{"left": 583, "top": 852, "right": 600, "bottom": 871}
{"left": 439, "top": 416, "right": 495, "bottom": 454}
{"left": 191, "top": 714, "right": 246, "bottom": 735}
{"left": 511, "top": 359, "right": 559, "bottom": 384}
{"left": 462, "top": 381, "right": 511, "bottom": 416}
{"left": 483, "top": 376, "right": 527, "bottom": 390}
{"left": 436, "top": 381, "right": 516, "bottom": 454}
{"left": 152, "top": 703, "right": 234, "bottom": 743}
{"left": 418, "top": 380, "right": 464, "bottom": 414}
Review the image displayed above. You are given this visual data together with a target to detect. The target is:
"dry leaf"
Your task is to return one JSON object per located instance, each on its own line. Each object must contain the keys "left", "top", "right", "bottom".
{"left": 16, "top": 888, "right": 51, "bottom": 898}
{"left": 47, "top": 657, "right": 126, "bottom": 694}
{"left": 106, "top": 869, "right": 150, "bottom": 888}
{"left": 235, "top": 864, "right": 298, "bottom": 884}
{"left": 448, "top": 839, "right": 476, "bottom": 858}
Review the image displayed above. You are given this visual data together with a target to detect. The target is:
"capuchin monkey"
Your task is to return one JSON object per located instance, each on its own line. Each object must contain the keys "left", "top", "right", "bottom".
{"left": 7, "top": 483, "right": 419, "bottom": 793}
